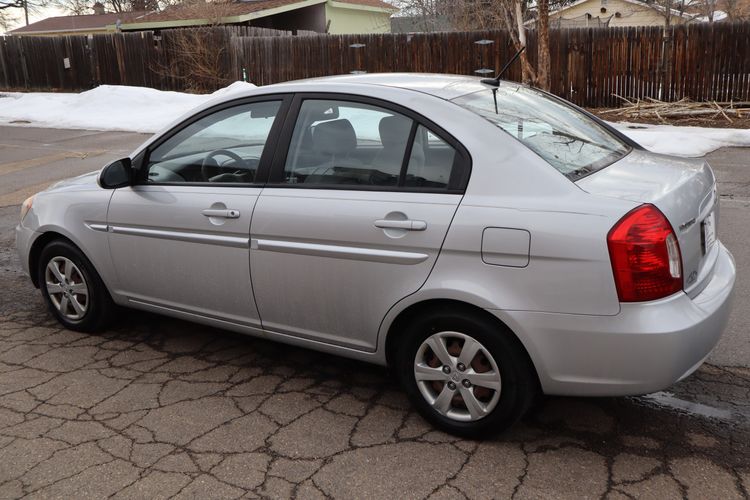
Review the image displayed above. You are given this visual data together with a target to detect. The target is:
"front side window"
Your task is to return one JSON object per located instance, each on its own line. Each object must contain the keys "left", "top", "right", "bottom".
{"left": 283, "top": 99, "right": 413, "bottom": 187}
{"left": 146, "top": 100, "right": 281, "bottom": 184}
{"left": 452, "top": 85, "right": 629, "bottom": 180}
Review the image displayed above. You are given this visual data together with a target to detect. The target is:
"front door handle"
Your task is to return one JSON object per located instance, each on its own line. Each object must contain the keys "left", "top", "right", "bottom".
{"left": 374, "top": 219, "right": 427, "bottom": 231}
{"left": 202, "top": 208, "right": 240, "bottom": 219}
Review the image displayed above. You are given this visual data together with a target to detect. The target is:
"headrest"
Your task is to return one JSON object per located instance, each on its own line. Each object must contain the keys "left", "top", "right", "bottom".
{"left": 379, "top": 115, "right": 412, "bottom": 148}
{"left": 312, "top": 119, "right": 356, "bottom": 156}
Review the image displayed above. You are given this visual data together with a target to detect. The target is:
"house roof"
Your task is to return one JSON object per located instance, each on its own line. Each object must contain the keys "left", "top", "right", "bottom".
{"left": 9, "top": 0, "right": 396, "bottom": 35}
{"left": 549, "top": 0, "right": 694, "bottom": 19}
{"left": 129, "top": 0, "right": 395, "bottom": 25}
{"left": 9, "top": 11, "right": 146, "bottom": 34}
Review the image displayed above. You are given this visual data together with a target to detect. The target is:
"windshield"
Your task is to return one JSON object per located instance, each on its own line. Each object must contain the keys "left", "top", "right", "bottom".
{"left": 452, "top": 85, "right": 630, "bottom": 179}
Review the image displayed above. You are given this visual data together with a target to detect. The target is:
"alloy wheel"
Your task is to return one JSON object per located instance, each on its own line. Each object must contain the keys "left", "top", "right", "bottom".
{"left": 413, "top": 331, "right": 502, "bottom": 422}
{"left": 45, "top": 256, "right": 89, "bottom": 321}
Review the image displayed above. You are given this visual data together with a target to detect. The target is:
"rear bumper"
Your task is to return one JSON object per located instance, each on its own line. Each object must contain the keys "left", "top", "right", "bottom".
{"left": 490, "top": 242, "right": 736, "bottom": 397}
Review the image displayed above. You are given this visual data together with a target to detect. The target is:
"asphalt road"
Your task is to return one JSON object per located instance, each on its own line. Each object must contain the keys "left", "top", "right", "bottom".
{"left": 0, "top": 125, "right": 749, "bottom": 499}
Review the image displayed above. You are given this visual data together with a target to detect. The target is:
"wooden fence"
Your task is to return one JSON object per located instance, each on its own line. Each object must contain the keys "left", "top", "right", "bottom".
{"left": 2, "top": 22, "right": 750, "bottom": 107}
{"left": 0, "top": 26, "right": 294, "bottom": 93}
{"left": 231, "top": 22, "right": 750, "bottom": 107}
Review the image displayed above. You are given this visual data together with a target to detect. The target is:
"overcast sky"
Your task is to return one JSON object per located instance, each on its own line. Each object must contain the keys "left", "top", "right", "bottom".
{"left": 5, "top": 4, "right": 67, "bottom": 34}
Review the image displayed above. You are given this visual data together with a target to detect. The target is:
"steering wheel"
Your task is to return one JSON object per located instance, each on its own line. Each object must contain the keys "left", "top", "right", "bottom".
{"left": 201, "top": 149, "right": 248, "bottom": 182}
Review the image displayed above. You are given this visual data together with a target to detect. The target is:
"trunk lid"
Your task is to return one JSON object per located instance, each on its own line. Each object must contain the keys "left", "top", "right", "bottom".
{"left": 577, "top": 149, "right": 719, "bottom": 298}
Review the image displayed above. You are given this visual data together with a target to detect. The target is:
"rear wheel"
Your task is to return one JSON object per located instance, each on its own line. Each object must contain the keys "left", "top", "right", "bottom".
{"left": 397, "top": 308, "right": 537, "bottom": 437}
{"left": 38, "top": 240, "right": 114, "bottom": 332}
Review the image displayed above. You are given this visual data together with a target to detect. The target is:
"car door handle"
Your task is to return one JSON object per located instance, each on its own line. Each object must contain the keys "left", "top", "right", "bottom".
{"left": 374, "top": 219, "right": 427, "bottom": 231}
{"left": 202, "top": 209, "right": 240, "bottom": 219}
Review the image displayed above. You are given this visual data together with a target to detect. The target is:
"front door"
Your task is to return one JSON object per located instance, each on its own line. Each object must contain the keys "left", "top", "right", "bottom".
{"left": 250, "top": 96, "right": 470, "bottom": 350}
{"left": 107, "top": 97, "right": 288, "bottom": 327}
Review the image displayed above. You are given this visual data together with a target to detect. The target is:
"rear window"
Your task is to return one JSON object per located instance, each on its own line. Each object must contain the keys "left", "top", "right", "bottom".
{"left": 452, "top": 85, "right": 630, "bottom": 180}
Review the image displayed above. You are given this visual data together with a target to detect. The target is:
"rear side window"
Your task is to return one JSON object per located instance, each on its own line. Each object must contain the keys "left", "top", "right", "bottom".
{"left": 278, "top": 98, "right": 469, "bottom": 191}
{"left": 283, "top": 100, "right": 412, "bottom": 187}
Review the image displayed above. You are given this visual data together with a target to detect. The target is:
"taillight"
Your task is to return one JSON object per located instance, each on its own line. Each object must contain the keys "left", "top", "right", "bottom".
{"left": 607, "top": 204, "right": 683, "bottom": 302}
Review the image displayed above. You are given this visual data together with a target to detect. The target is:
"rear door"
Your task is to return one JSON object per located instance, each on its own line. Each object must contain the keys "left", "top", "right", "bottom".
{"left": 249, "top": 94, "right": 471, "bottom": 351}
{"left": 107, "top": 96, "right": 290, "bottom": 327}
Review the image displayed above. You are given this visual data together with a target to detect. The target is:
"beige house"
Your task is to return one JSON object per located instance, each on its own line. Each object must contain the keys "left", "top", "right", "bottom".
{"left": 548, "top": 0, "right": 694, "bottom": 27}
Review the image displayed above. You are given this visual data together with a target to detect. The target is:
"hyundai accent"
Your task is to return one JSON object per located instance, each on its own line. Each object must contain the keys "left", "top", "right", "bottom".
{"left": 16, "top": 74, "right": 736, "bottom": 436}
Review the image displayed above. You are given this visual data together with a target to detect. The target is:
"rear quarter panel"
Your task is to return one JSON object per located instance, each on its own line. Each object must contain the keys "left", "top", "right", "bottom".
{"left": 375, "top": 96, "right": 640, "bottom": 359}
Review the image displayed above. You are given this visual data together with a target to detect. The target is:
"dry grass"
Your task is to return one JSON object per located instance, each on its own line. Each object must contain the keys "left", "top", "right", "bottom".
{"left": 589, "top": 97, "right": 750, "bottom": 128}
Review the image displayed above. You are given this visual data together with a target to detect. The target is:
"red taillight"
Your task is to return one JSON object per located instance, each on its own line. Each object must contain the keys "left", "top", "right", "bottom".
{"left": 607, "top": 204, "right": 683, "bottom": 302}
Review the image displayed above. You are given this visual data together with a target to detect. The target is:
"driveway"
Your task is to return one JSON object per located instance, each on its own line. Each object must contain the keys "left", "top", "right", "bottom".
{"left": 0, "top": 126, "right": 749, "bottom": 499}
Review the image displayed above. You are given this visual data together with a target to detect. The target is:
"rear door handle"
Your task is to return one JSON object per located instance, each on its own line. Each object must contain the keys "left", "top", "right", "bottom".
{"left": 202, "top": 209, "right": 240, "bottom": 219}
{"left": 374, "top": 219, "right": 427, "bottom": 231}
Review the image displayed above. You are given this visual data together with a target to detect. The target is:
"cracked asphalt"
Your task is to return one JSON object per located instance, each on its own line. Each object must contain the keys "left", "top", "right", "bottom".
{"left": 1, "top": 126, "right": 749, "bottom": 499}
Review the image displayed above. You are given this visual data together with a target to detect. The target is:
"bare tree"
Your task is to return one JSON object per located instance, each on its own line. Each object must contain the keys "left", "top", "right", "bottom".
{"left": 450, "top": 0, "right": 546, "bottom": 86}
{"left": 1, "top": 0, "right": 47, "bottom": 27}
{"left": 396, "top": 0, "right": 563, "bottom": 88}
{"left": 53, "top": 0, "right": 89, "bottom": 15}
{"left": 723, "top": 0, "right": 750, "bottom": 19}
{"left": 503, "top": 0, "right": 539, "bottom": 84}
{"left": 659, "top": 0, "right": 673, "bottom": 100}
{"left": 537, "top": 0, "right": 550, "bottom": 90}
{"left": 153, "top": 0, "right": 237, "bottom": 92}
{"left": 0, "top": 9, "right": 13, "bottom": 30}
{"left": 0, "top": 0, "right": 24, "bottom": 10}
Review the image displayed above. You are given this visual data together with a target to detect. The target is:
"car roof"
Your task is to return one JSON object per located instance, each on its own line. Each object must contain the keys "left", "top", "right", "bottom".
{"left": 269, "top": 73, "right": 490, "bottom": 101}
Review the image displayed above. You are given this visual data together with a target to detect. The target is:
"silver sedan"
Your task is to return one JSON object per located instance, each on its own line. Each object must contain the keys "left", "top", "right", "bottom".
{"left": 15, "top": 74, "right": 736, "bottom": 437}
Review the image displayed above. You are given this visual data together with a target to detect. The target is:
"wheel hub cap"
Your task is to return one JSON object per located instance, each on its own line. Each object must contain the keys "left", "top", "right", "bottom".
{"left": 414, "top": 331, "right": 502, "bottom": 422}
{"left": 44, "top": 256, "right": 89, "bottom": 321}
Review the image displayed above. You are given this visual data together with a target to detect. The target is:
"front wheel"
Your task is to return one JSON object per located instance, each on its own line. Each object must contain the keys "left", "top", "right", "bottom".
{"left": 397, "top": 309, "right": 537, "bottom": 438}
{"left": 38, "top": 240, "right": 115, "bottom": 332}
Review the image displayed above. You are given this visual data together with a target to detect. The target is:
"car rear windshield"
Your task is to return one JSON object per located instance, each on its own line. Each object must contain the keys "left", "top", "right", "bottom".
{"left": 452, "top": 85, "right": 630, "bottom": 180}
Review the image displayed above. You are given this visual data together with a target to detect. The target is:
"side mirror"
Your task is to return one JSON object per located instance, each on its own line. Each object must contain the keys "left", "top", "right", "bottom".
{"left": 99, "top": 158, "right": 133, "bottom": 189}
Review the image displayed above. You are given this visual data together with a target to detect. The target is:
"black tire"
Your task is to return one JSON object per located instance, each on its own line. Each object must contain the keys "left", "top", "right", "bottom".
{"left": 397, "top": 307, "right": 538, "bottom": 438}
{"left": 38, "top": 239, "right": 115, "bottom": 332}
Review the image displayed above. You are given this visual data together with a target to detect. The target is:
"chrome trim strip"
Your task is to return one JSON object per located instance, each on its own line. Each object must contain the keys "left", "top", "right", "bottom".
{"left": 252, "top": 238, "right": 429, "bottom": 265}
{"left": 110, "top": 225, "right": 249, "bottom": 248}
{"left": 86, "top": 223, "right": 109, "bottom": 232}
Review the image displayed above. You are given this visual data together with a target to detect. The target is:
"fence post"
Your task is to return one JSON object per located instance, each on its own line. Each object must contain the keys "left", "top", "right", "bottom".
{"left": 17, "top": 38, "right": 30, "bottom": 89}
{"left": 87, "top": 35, "right": 99, "bottom": 88}
{"left": 0, "top": 38, "right": 8, "bottom": 90}
{"left": 659, "top": 25, "right": 673, "bottom": 101}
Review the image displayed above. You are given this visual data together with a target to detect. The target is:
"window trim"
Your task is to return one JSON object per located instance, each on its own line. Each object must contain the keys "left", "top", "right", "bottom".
{"left": 267, "top": 92, "right": 472, "bottom": 194}
{"left": 136, "top": 93, "right": 293, "bottom": 187}
{"left": 398, "top": 121, "right": 419, "bottom": 187}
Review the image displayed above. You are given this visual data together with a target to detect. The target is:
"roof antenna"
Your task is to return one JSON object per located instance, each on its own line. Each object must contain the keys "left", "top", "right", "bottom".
{"left": 481, "top": 46, "right": 526, "bottom": 88}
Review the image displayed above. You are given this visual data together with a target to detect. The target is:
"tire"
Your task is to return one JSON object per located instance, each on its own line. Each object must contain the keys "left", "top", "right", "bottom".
{"left": 38, "top": 240, "right": 115, "bottom": 332}
{"left": 397, "top": 308, "right": 538, "bottom": 438}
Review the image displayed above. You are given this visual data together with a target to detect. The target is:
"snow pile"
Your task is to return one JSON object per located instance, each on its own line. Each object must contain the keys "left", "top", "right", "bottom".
{"left": 610, "top": 121, "right": 750, "bottom": 157}
{"left": 0, "top": 81, "right": 256, "bottom": 134}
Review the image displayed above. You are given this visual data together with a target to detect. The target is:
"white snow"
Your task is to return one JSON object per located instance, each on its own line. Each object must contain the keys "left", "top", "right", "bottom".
{"left": 1, "top": 83, "right": 749, "bottom": 157}
{"left": 696, "top": 10, "right": 728, "bottom": 22}
{"left": 609, "top": 121, "right": 750, "bottom": 157}
{"left": 0, "top": 81, "right": 256, "bottom": 134}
